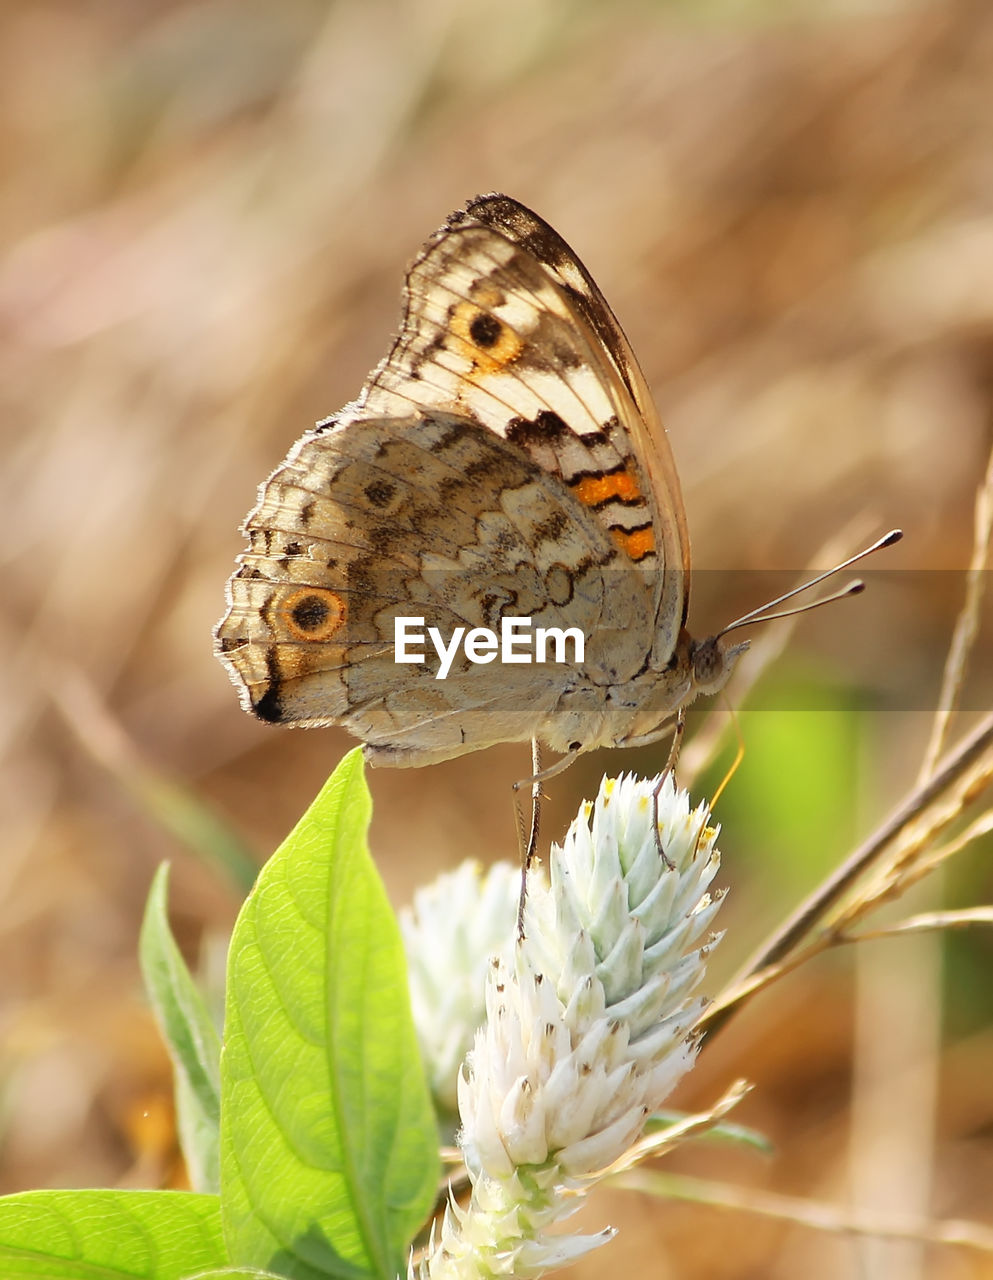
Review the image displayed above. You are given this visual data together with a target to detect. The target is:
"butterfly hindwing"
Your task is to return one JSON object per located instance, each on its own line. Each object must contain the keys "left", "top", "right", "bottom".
{"left": 217, "top": 409, "right": 657, "bottom": 763}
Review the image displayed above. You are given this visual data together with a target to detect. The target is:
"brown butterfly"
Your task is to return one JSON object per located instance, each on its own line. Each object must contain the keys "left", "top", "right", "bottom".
{"left": 216, "top": 194, "right": 898, "bottom": 772}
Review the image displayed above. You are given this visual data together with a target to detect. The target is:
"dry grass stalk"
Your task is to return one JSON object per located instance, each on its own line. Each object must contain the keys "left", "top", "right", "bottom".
{"left": 614, "top": 1170, "right": 993, "bottom": 1256}
{"left": 917, "top": 437, "right": 993, "bottom": 781}
{"left": 699, "top": 707, "right": 993, "bottom": 1035}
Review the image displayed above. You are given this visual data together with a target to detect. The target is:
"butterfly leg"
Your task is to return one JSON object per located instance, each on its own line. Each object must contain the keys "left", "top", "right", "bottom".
{"left": 514, "top": 744, "right": 583, "bottom": 789}
{"left": 616, "top": 714, "right": 684, "bottom": 864}
{"left": 512, "top": 743, "right": 586, "bottom": 935}
{"left": 513, "top": 738, "right": 543, "bottom": 937}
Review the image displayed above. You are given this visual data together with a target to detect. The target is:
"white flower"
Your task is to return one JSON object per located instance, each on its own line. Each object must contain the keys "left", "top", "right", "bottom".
{"left": 413, "top": 773, "right": 725, "bottom": 1280}
{"left": 401, "top": 860, "right": 519, "bottom": 1114}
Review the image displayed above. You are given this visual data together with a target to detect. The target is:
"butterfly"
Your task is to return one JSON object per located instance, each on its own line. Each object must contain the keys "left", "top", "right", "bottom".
{"left": 215, "top": 194, "right": 765, "bottom": 767}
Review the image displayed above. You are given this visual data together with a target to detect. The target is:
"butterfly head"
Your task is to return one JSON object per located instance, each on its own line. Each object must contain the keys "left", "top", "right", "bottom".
{"left": 687, "top": 632, "right": 749, "bottom": 697}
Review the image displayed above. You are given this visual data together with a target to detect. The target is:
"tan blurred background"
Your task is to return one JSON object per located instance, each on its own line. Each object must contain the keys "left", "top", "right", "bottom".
{"left": 2, "top": 1, "right": 992, "bottom": 1275}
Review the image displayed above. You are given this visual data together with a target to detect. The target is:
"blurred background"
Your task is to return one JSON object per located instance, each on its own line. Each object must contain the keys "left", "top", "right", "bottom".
{"left": 2, "top": 0, "right": 992, "bottom": 1275}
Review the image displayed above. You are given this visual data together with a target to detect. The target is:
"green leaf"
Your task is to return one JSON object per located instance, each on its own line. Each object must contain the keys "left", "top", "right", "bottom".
{"left": 220, "top": 750, "right": 440, "bottom": 1280}
{"left": 175, "top": 1071, "right": 221, "bottom": 1198}
{"left": 0, "top": 1189, "right": 225, "bottom": 1278}
{"left": 140, "top": 864, "right": 222, "bottom": 1193}
{"left": 187, "top": 1270, "right": 285, "bottom": 1279}
{"left": 132, "top": 773, "right": 258, "bottom": 895}
{"left": 644, "top": 1111, "right": 774, "bottom": 1154}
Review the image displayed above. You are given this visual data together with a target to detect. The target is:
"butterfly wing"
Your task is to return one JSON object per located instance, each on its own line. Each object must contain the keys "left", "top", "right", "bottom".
{"left": 356, "top": 193, "right": 691, "bottom": 662}
{"left": 216, "top": 409, "right": 656, "bottom": 764}
{"left": 216, "top": 194, "right": 693, "bottom": 763}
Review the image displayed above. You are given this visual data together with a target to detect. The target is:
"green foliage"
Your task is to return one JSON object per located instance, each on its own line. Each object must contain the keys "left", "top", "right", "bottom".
{"left": 140, "top": 863, "right": 223, "bottom": 1193}
{"left": 941, "top": 827, "right": 993, "bottom": 1033}
{"left": 0, "top": 1191, "right": 225, "bottom": 1278}
{"left": 644, "top": 1112, "right": 774, "bottom": 1154}
{"left": 220, "top": 749, "right": 440, "bottom": 1280}
{"left": 0, "top": 751, "right": 439, "bottom": 1280}
{"left": 708, "top": 668, "right": 861, "bottom": 888}
{"left": 124, "top": 768, "right": 258, "bottom": 894}
{"left": 185, "top": 1271, "right": 287, "bottom": 1278}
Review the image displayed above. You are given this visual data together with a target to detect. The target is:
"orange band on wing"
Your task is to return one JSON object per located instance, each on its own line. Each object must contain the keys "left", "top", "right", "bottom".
{"left": 570, "top": 467, "right": 644, "bottom": 508}
{"left": 610, "top": 526, "right": 656, "bottom": 561}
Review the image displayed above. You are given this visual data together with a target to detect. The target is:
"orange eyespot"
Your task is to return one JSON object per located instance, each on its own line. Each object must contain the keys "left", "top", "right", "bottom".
{"left": 449, "top": 302, "right": 523, "bottom": 371}
{"left": 278, "top": 588, "right": 346, "bottom": 642}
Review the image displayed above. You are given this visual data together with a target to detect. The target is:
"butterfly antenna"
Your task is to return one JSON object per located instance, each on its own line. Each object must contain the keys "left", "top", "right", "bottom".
{"left": 717, "top": 529, "right": 902, "bottom": 639}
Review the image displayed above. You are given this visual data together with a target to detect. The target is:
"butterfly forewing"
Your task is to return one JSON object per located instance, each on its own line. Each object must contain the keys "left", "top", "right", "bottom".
{"left": 461, "top": 195, "right": 692, "bottom": 640}
{"left": 358, "top": 204, "right": 688, "bottom": 616}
